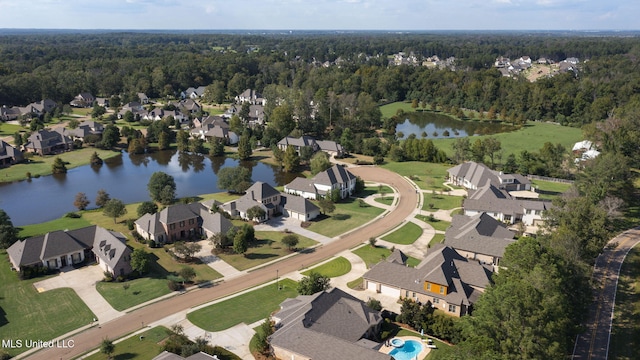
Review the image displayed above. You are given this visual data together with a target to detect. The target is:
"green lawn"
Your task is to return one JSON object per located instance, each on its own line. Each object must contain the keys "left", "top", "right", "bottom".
{"left": 18, "top": 216, "right": 91, "bottom": 238}
{"left": 0, "top": 251, "right": 95, "bottom": 357}
{"left": 302, "top": 256, "right": 352, "bottom": 278}
{"left": 431, "top": 121, "right": 583, "bottom": 159}
{"left": 381, "top": 162, "right": 452, "bottom": 190}
{"left": 352, "top": 245, "right": 420, "bottom": 268}
{"left": 380, "top": 101, "right": 425, "bottom": 118}
{"left": 96, "top": 277, "right": 172, "bottom": 311}
{"left": 415, "top": 215, "right": 451, "bottom": 232}
{"left": 0, "top": 122, "right": 23, "bottom": 137}
{"left": 375, "top": 197, "right": 395, "bottom": 206}
{"left": 382, "top": 222, "right": 423, "bottom": 245}
{"left": 609, "top": 246, "right": 640, "bottom": 359}
{"left": 82, "top": 326, "right": 169, "bottom": 360}
{"left": 347, "top": 276, "right": 364, "bottom": 289}
{"left": 306, "top": 197, "right": 385, "bottom": 238}
{"left": 429, "top": 234, "right": 445, "bottom": 247}
{"left": 216, "top": 231, "right": 317, "bottom": 271}
{"left": 422, "top": 194, "right": 463, "bottom": 211}
{"left": 187, "top": 279, "right": 298, "bottom": 332}
{"left": 531, "top": 179, "right": 572, "bottom": 199}
{"left": 1, "top": 148, "right": 121, "bottom": 183}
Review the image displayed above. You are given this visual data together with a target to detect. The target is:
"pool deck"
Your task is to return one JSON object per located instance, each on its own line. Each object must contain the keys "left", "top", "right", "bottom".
{"left": 380, "top": 336, "right": 432, "bottom": 359}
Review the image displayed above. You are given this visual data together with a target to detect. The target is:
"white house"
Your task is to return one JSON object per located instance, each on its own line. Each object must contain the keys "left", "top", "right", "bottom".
{"left": 284, "top": 165, "right": 357, "bottom": 200}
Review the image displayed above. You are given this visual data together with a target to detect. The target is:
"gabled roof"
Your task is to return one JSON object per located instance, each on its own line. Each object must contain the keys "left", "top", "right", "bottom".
{"left": 387, "top": 248, "right": 408, "bottom": 265}
{"left": 136, "top": 202, "right": 233, "bottom": 236}
{"left": 282, "top": 194, "right": 319, "bottom": 215}
{"left": 0, "top": 140, "right": 23, "bottom": 162}
{"left": 445, "top": 213, "right": 516, "bottom": 258}
{"left": 25, "top": 129, "right": 72, "bottom": 151}
{"left": 245, "top": 181, "right": 280, "bottom": 201}
{"left": 284, "top": 177, "right": 318, "bottom": 195}
{"left": 448, "top": 161, "right": 529, "bottom": 189}
{"left": 464, "top": 181, "right": 552, "bottom": 215}
{"left": 313, "top": 164, "right": 356, "bottom": 187}
{"left": 270, "top": 288, "right": 390, "bottom": 360}
{"left": 277, "top": 136, "right": 317, "bottom": 148}
{"left": 316, "top": 139, "right": 343, "bottom": 153}
{"left": 158, "top": 203, "right": 201, "bottom": 225}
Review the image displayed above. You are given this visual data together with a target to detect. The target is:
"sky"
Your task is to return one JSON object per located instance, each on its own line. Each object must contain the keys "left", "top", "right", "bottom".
{"left": 0, "top": 0, "right": 637, "bottom": 31}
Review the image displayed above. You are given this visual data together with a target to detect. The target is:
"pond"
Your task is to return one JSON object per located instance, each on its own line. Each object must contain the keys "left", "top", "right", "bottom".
{"left": 0, "top": 150, "right": 298, "bottom": 226}
{"left": 395, "top": 111, "right": 512, "bottom": 139}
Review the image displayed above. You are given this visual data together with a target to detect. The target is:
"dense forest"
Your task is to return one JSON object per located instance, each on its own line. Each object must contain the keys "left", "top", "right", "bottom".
{"left": 2, "top": 32, "right": 640, "bottom": 127}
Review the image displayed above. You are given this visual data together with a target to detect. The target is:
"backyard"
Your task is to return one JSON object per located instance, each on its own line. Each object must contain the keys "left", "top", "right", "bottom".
{"left": 0, "top": 251, "right": 95, "bottom": 357}
{"left": 381, "top": 161, "right": 452, "bottom": 191}
{"left": 187, "top": 279, "right": 298, "bottom": 332}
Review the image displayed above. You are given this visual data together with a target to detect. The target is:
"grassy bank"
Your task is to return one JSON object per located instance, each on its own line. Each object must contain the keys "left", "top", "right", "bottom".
{"left": 609, "top": 246, "right": 640, "bottom": 359}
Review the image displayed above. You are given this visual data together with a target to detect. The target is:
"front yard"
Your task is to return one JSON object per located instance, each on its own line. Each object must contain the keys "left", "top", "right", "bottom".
{"left": 352, "top": 245, "right": 421, "bottom": 269}
{"left": 82, "top": 326, "right": 169, "bottom": 360}
{"left": 302, "top": 256, "right": 352, "bottom": 278}
{"left": 96, "top": 277, "right": 172, "bottom": 312}
{"left": 422, "top": 194, "right": 463, "bottom": 211}
{"left": 381, "top": 222, "right": 423, "bottom": 245}
{"left": 306, "top": 197, "right": 385, "bottom": 238}
{"left": 187, "top": 279, "right": 298, "bottom": 332}
{"left": 381, "top": 161, "right": 452, "bottom": 191}
{"left": 0, "top": 252, "right": 94, "bottom": 357}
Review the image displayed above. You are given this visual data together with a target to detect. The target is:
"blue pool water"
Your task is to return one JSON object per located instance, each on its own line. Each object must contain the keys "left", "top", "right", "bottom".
{"left": 389, "top": 339, "right": 423, "bottom": 360}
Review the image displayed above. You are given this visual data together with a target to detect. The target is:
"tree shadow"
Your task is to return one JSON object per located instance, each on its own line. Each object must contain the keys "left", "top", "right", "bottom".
{"left": 114, "top": 353, "right": 138, "bottom": 360}
{"left": 333, "top": 214, "right": 351, "bottom": 221}
{"left": 244, "top": 253, "right": 278, "bottom": 260}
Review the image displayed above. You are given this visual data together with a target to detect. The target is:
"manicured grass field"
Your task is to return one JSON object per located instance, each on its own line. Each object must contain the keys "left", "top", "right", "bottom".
{"left": 347, "top": 276, "right": 364, "bottom": 289}
{"left": 216, "top": 231, "right": 317, "bottom": 271}
{"left": 415, "top": 215, "right": 451, "bottom": 232}
{"left": 0, "top": 148, "right": 121, "bottom": 183}
{"left": 18, "top": 216, "right": 91, "bottom": 238}
{"left": 381, "top": 161, "right": 452, "bottom": 190}
{"left": 422, "top": 194, "right": 464, "bottom": 211}
{"left": 306, "top": 197, "right": 385, "bottom": 238}
{"left": 380, "top": 101, "right": 423, "bottom": 118}
{"left": 431, "top": 121, "right": 583, "bottom": 158}
{"left": 429, "top": 234, "right": 445, "bottom": 247}
{"left": 302, "top": 256, "right": 352, "bottom": 278}
{"left": 382, "top": 222, "right": 423, "bottom": 245}
{"left": 96, "top": 277, "right": 172, "bottom": 311}
{"left": 375, "top": 197, "right": 395, "bottom": 206}
{"left": 352, "top": 245, "right": 420, "bottom": 268}
{"left": 609, "top": 247, "right": 640, "bottom": 359}
{"left": 83, "top": 326, "right": 169, "bottom": 360}
{"left": 0, "top": 251, "right": 95, "bottom": 357}
{"left": 0, "top": 122, "right": 23, "bottom": 137}
{"left": 187, "top": 279, "right": 298, "bottom": 332}
{"left": 530, "top": 179, "right": 572, "bottom": 199}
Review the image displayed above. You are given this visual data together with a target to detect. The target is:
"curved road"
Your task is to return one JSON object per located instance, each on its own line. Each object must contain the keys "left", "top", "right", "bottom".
{"left": 26, "top": 166, "right": 419, "bottom": 360}
{"left": 572, "top": 227, "right": 640, "bottom": 360}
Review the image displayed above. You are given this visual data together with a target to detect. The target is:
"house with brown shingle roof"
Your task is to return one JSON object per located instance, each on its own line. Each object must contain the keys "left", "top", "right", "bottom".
{"left": 135, "top": 202, "right": 232, "bottom": 243}
{"left": 7, "top": 225, "right": 132, "bottom": 277}
{"left": 444, "top": 213, "right": 516, "bottom": 269}
{"left": 270, "top": 288, "right": 391, "bottom": 360}
{"left": 363, "top": 245, "right": 492, "bottom": 317}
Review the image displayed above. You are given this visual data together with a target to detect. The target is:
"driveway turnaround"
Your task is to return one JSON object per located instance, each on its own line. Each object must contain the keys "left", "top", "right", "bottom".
{"left": 25, "top": 166, "right": 418, "bottom": 360}
{"left": 33, "top": 265, "right": 123, "bottom": 324}
{"left": 572, "top": 228, "right": 640, "bottom": 360}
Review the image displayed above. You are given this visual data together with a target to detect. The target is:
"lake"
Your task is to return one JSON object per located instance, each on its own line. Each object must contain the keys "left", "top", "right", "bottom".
{"left": 0, "top": 150, "right": 298, "bottom": 226}
{"left": 396, "top": 111, "right": 512, "bottom": 139}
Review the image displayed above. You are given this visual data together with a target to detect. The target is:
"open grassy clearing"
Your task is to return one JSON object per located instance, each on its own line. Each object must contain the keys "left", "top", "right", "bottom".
{"left": 431, "top": 121, "right": 582, "bottom": 158}
{"left": 609, "top": 246, "right": 640, "bottom": 360}
{"left": 530, "top": 179, "right": 572, "bottom": 199}
{"left": 82, "top": 326, "right": 168, "bottom": 360}
{"left": 302, "top": 256, "right": 352, "bottom": 278}
{"left": 381, "top": 161, "right": 451, "bottom": 191}
{"left": 422, "top": 194, "right": 464, "bottom": 211}
{"left": 0, "top": 251, "right": 95, "bottom": 357}
{"left": 382, "top": 222, "right": 423, "bottom": 245}
{"left": 187, "top": 279, "right": 298, "bottom": 332}
{"left": 216, "top": 231, "right": 317, "bottom": 271}
{"left": 18, "top": 216, "right": 92, "bottom": 238}
{"left": 96, "top": 277, "right": 172, "bottom": 311}
{"left": 306, "top": 197, "right": 384, "bottom": 238}
{"left": 352, "top": 245, "right": 420, "bottom": 268}
{"left": 0, "top": 148, "right": 121, "bottom": 183}
{"left": 415, "top": 215, "right": 451, "bottom": 232}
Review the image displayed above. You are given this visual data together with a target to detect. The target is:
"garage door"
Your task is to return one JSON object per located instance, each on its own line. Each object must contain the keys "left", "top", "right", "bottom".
{"left": 367, "top": 281, "right": 378, "bottom": 292}
{"left": 380, "top": 284, "right": 401, "bottom": 298}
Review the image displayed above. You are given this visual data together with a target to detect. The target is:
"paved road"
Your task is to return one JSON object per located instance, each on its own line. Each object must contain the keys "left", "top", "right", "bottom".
{"left": 25, "top": 166, "right": 418, "bottom": 360}
{"left": 572, "top": 228, "right": 640, "bottom": 360}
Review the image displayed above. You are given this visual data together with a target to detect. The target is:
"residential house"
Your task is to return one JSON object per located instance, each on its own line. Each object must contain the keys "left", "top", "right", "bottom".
{"left": 24, "top": 128, "right": 73, "bottom": 155}
{"left": 444, "top": 213, "right": 516, "bottom": 269}
{"left": 235, "top": 89, "right": 265, "bottom": 105}
{"left": 118, "top": 101, "right": 146, "bottom": 119}
{"left": 142, "top": 108, "right": 187, "bottom": 123}
{"left": 64, "top": 120, "right": 104, "bottom": 140}
{"left": 95, "top": 97, "right": 109, "bottom": 108}
{"left": 0, "top": 140, "right": 24, "bottom": 166}
{"left": 69, "top": 92, "right": 96, "bottom": 108}
{"left": 138, "top": 93, "right": 150, "bottom": 104}
{"left": 221, "top": 181, "right": 319, "bottom": 222}
{"left": 269, "top": 288, "right": 391, "bottom": 360}
{"left": 173, "top": 99, "right": 201, "bottom": 114}
{"left": 153, "top": 351, "right": 221, "bottom": 360}
{"left": 572, "top": 140, "right": 600, "bottom": 163}
{"left": 135, "top": 202, "right": 232, "bottom": 243}
{"left": 248, "top": 104, "right": 265, "bottom": 125}
{"left": 447, "top": 161, "right": 530, "bottom": 192}
{"left": 463, "top": 180, "right": 551, "bottom": 226}
{"left": 182, "top": 86, "right": 206, "bottom": 99}
{"left": 0, "top": 106, "right": 21, "bottom": 121}
{"left": 7, "top": 225, "right": 132, "bottom": 277}
{"left": 363, "top": 245, "right": 493, "bottom": 317}
{"left": 284, "top": 164, "right": 357, "bottom": 200}
{"left": 192, "top": 116, "right": 228, "bottom": 129}
{"left": 277, "top": 135, "right": 344, "bottom": 158}
{"left": 190, "top": 125, "right": 238, "bottom": 145}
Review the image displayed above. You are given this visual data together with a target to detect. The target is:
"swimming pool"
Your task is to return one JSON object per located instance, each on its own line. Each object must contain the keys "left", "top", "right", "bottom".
{"left": 388, "top": 339, "right": 423, "bottom": 360}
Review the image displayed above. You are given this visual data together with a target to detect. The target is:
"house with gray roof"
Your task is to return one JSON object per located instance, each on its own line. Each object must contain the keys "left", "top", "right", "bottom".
{"left": 135, "top": 202, "right": 232, "bottom": 243}
{"left": 285, "top": 164, "right": 356, "bottom": 200}
{"left": 190, "top": 125, "right": 238, "bottom": 145}
{"left": 445, "top": 213, "right": 516, "bottom": 269}
{"left": 221, "top": 181, "right": 319, "bottom": 222}
{"left": 24, "top": 128, "right": 73, "bottom": 155}
{"left": 7, "top": 225, "right": 132, "bottom": 277}
{"left": 447, "top": 161, "right": 530, "bottom": 192}
{"left": 463, "top": 180, "right": 552, "bottom": 226}
{"left": 277, "top": 136, "right": 344, "bottom": 158}
{"left": 0, "top": 106, "right": 21, "bottom": 121}
{"left": 138, "top": 93, "right": 149, "bottom": 104}
{"left": 235, "top": 89, "right": 265, "bottom": 105}
{"left": 69, "top": 92, "right": 96, "bottom": 108}
{"left": 270, "top": 288, "right": 391, "bottom": 360}
{"left": 182, "top": 86, "right": 206, "bottom": 99}
{"left": 0, "top": 140, "right": 23, "bottom": 167}
{"left": 153, "top": 351, "right": 220, "bottom": 360}
{"left": 363, "top": 246, "right": 492, "bottom": 317}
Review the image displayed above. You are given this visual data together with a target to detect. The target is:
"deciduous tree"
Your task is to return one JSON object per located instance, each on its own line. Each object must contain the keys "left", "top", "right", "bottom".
{"left": 95, "top": 189, "right": 110, "bottom": 208}
{"left": 217, "top": 166, "right": 252, "bottom": 193}
{"left": 282, "top": 234, "right": 299, "bottom": 250}
{"left": 103, "top": 198, "right": 127, "bottom": 223}
{"left": 0, "top": 209, "right": 18, "bottom": 249}
{"left": 297, "top": 271, "right": 330, "bottom": 295}
{"left": 137, "top": 201, "right": 158, "bottom": 217}
{"left": 147, "top": 171, "right": 176, "bottom": 205}
{"left": 73, "top": 192, "right": 90, "bottom": 211}
{"left": 130, "top": 248, "right": 149, "bottom": 275}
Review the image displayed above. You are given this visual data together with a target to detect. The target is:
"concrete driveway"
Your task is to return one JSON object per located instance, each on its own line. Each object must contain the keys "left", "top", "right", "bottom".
{"left": 33, "top": 265, "right": 123, "bottom": 324}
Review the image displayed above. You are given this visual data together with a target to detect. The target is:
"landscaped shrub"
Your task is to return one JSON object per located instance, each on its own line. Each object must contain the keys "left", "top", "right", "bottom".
{"left": 167, "top": 280, "right": 181, "bottom": 291}
{"left": 103, "top": 271, "right": 114, "bottom": 282}
{"left": 116, "top": 275, "right": 125, "bottom": 282}
{"left": 26, "top": 172, "right": 32, "bottom": 179}
{"left": 125, "top": 219, "right": 135, "bottom": 230}
{"left": 19, "top": 266, "right": 52, "bottom": 280}
{"left": 64, "top": 212, "right": 81, "bottom": 218}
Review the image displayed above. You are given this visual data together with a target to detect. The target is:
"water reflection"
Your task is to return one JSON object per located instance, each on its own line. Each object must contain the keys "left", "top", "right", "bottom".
{"left": 396, "top": 112, "right": 513, "bottom": 139}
